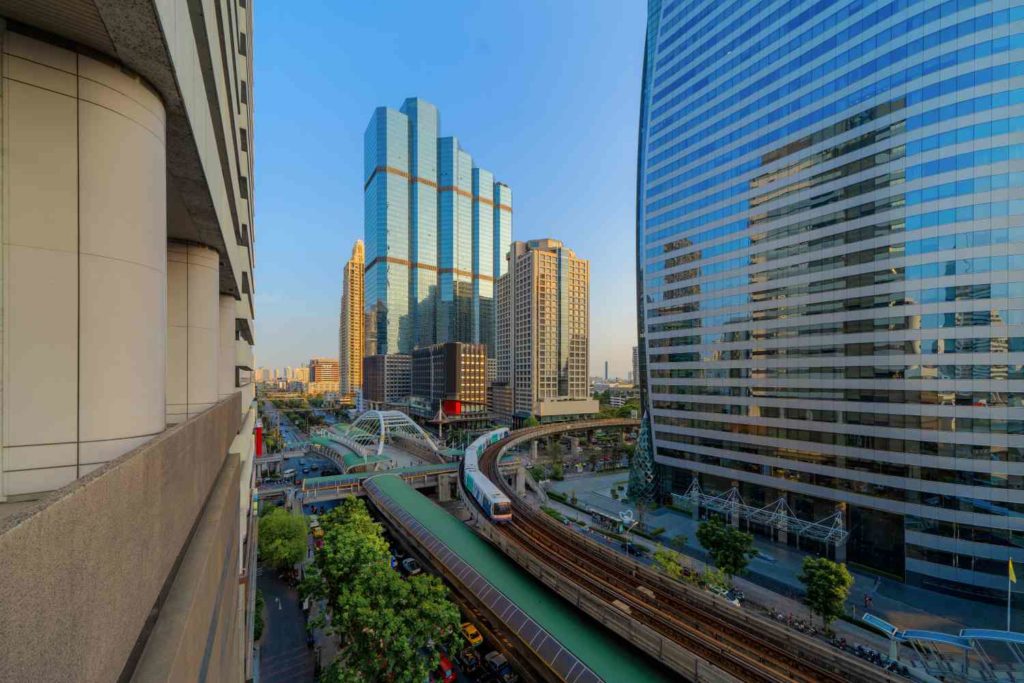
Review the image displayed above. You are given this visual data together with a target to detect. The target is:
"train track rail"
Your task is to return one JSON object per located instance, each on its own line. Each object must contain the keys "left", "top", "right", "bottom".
{"left": 477, "top": 421, "right": 893, "bottom": 683}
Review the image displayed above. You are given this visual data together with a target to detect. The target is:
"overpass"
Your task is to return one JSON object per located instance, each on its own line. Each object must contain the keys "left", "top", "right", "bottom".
{"left": 324, "top": 411, "right": 443, "bottom": 460}
{"left": 468, "top": 420, "right": 893, "bottom": 683}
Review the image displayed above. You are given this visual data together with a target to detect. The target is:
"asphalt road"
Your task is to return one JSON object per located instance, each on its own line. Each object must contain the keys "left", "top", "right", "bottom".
{"left": 259, "top": 567, "right": 316, "bottom": 683}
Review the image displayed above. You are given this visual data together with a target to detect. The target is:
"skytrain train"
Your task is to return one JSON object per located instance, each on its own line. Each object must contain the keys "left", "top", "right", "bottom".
{"left": 462, "top": 428, "right": 512, "bottom": 522}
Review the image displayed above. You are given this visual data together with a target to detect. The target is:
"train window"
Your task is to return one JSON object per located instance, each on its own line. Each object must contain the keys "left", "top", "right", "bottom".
{"left": 493, "top": 502, "right": 512, "bottom": 515}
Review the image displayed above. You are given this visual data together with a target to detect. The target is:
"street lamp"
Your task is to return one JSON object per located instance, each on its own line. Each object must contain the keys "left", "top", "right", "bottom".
{"left": 619, "top": 510, "right": 639, "bottom": 556}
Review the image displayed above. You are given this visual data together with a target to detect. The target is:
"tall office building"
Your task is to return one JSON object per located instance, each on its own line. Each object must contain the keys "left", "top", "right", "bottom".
{"left": 637, "top": 0, "right": 1024, "bottom": 599}
{"left": 632, "top": 346, "right": 639, "bottom": 386}
{"left": 410, "top": 342, "right": 487, "bottom": 418}
{"left": 340, "top": 240, "right": 365, "bottom": 400}
{"left": 496, "top": 239, "right": 599, "bottom": 422}
{"left": 0, "top": 1, "right": 258, "bottom": 679}
{"left": 364, "top": 97, "right": 512, "bottom": 357}
{"left": 309, "top": 357, "right": 340, "bottom": 395}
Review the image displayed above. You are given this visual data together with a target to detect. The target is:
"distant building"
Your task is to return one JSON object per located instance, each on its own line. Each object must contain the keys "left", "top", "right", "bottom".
{"left": 362, "top": 354, "right": 411, "bottom": 408}
{"left": 363, "top": 97, "right": 512, "bottom": 357}
{"left": 496, "top": 239, "right": 598, "bottom": 423}
{"left": 604, "top": 361, "right": 609, "bottom": 380}
{"left": 410, "top": 342, "right": 487, "bottom": 419}
{"left": 632, "top": 346, "right": 638, "bottom": 388}
{"left": 308, "top": 357, "right": 339, "bottom": 395}
{"left": 339, "top": 240, "right": 365, "bottom": 401}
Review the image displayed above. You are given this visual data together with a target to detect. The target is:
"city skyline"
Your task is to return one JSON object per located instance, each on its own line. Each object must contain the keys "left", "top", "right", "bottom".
{"left": 253, "top": 2, "right": 644, "bottom": 377}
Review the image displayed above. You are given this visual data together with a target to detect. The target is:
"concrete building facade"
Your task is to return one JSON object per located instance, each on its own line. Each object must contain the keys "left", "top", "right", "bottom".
{"left": 339, "top": 240, "right": 365, "bottom": 401}
{"left": 496, "top": 239, "right": 598, "bottom": 423}
{"left": 362, "top": 354, "right": 412, "bottom": 408}
{"left": 363, "top": 97, "right": 512, "bottom": 357}
{"left": 410, "top": 342, "right": 487, "bottom": 418}
{"left": 637, "top": 0, "right": 1024, "bottom": 599}
{"left": 0, "top": 0, "right": 258, "bottom": 678}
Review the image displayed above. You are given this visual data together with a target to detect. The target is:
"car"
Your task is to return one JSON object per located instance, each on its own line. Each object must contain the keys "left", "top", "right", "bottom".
{"left": 432, "top": 653, "right": 456, "bottom": 683}
{"left": 401, "top": 558, "right": 422, "bottom": 576}
{"left": 311, "top": 464, "right": 320, "bottom": 470}
{"left": 483, "top": 651, "right": 517, "bottom": 683}
{"left": 461, "top": 621, "right": 483, "bottom": 647}
{"left": 302, "top": 467, "right": 310, "bottom": 474}
{"left": 458, "top": 647, "right": 480, "bottom": 673}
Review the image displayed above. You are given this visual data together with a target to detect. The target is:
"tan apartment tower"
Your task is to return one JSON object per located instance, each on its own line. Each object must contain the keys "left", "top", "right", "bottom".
{"left": 339, "top": 240, "right": 365, "bottom": 400}
{"left": 496, "top": 239, "right": 598, "bottom": 423}
{"left": 309, "top": 357, "right": 340, "bottom": 395}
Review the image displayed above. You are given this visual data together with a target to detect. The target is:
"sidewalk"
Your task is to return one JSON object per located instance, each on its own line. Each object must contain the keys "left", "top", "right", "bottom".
{"left": 547, "top": 473, "right": 1024, "bottom": 636}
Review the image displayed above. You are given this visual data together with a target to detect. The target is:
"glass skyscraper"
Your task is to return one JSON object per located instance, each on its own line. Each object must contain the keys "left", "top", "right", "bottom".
{"left": 364, "top": 98, "right": 512, "bottom": 356}
{"left": 637, "top": 0, "right": 1024, "bottom": 599}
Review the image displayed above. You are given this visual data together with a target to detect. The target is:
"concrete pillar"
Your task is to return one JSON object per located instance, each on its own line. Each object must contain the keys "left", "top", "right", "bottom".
{"left": 219, "top": 295, "right": 237, "bottom": 400}
{"left": 515, "top": 466, "right": 526, "bottom": 497}
{"left": 730, "top": 480, "right": 740, "bottom": 528}
{"left": 166, "top": 242, "right": 220, "bottom": 424}
{"left": 0, "top": 32, "right": 167, "bottom": 500}
{"left": 530, "top": 440, "right": 538, "bottom": 461}
{"left": 437, "top": 474, "right": 451, "bottom": 502}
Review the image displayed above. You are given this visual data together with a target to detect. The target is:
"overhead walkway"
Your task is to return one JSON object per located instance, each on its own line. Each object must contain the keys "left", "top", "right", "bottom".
{"left": 363, "top": 474, "right": 672, "bottom": 683}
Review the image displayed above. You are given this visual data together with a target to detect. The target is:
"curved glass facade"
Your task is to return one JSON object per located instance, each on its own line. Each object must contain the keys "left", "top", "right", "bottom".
{"left": 637, "top": 0, "right": 1024, "bottom": 599}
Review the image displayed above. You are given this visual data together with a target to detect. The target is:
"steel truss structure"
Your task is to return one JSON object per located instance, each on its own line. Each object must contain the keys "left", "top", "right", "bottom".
{"left": 334, "top": 410, "right": 441, "bottom": 458}
{"left": 675, "top": 478, "right": 849, "bottom": 548}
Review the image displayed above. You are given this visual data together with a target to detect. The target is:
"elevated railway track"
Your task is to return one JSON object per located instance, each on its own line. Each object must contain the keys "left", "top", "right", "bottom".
{"left": 474, "top": 420, "right": 894, "bottom": 683}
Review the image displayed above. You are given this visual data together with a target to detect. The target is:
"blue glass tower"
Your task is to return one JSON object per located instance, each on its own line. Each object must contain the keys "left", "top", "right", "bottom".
{"left": 638, "top": 0, "right": 1024, "bottom": 599}
{"left": 364, "top": 98, "right": 512, "bottom": 356}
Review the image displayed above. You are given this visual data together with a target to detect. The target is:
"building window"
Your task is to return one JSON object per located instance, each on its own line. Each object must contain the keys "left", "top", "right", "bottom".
{"left": 240, "top": 176, "right": 249, "bottom": 200}
{"left": 240, "top": 81, "right": 248, "bottom": 104}
{"left": 239, "top": 32, "right": 247, "bottom": 56}
{"left": 240, "top": 127, "right": 248, "bottom": 152}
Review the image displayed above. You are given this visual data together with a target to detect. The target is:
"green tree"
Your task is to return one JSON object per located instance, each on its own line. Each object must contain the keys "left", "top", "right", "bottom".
{"left": 652, "top": 546, "right": 684, "bottom": 579}
{"left": 524, "top": 415, "right": 540, "bottom": 428}
{"left": 798, "top": 557, "right": 854, "bottom": 629}
{"left": 258, "top": 507, "right": 307, "bottom": 571}
{"left": 305, "top": 499, "right": 462, "bottom": 682}
{"left": 253, "top": 590, "right": 265, "bottom": 641}
{"left": 695, "top": 517, "right": 756, "bottom": 582}
{"left": 669, "top": 534, "right": 688, "bottom": 552}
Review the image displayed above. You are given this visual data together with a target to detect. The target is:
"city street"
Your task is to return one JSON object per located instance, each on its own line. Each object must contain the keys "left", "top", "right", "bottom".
{"left": 258, "top": 567, "right": 316, "bottom": 683}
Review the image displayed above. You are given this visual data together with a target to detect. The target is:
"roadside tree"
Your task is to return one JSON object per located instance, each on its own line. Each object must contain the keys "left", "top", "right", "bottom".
{"left": 798, "top": 556, "right": 854, "bottom": 629}
{"left": 652, "top": 546, "right": 684, "bottom": 579}
{"left": 696, "top": 517, "right": 756, "bottom": 582}
{"left": 258, "top": 507, "right": 307, "bottom": 571}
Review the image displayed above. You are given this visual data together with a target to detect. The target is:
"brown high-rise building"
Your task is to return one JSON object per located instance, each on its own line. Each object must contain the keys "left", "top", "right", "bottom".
{"left": 308, "top": 357, "right": 340, "bottom": 395}
{"left": 496, "top": 239, "right": 598, "bottom": 423}
{"left": 410, "top": 342, "right": 487, "bottom": 418}
{"left": 339, "top": 240, "right": 364, "bottom": 400}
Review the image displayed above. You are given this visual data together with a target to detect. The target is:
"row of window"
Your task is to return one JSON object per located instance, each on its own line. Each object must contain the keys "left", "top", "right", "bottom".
{"left": 653, "top": 400, "right": 1024, "bottom": 434}
{"left": 652, "top": 363, "right": 1024, "bottom": 380}
{"left": 907, "top": 545, "right": 1010, "bottom": 576}
{"left": 907, "top": 515, "right": 1024, "bottom": 549}
{"left": 658, "top": 443, "right": 1024, "bottom": 514}
{"left": 650, "top": 334, "right": 1023, "bottom": 354}
{"left": 650, "top": 384, "right": 1022, "bottom": 408}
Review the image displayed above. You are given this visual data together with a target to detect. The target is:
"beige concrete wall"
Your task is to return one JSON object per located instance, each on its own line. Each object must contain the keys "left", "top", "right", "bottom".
{"left": 167, "top": 242, "right": 220, "bottom": 424}
{"left": 131, "top": 445, "right": 243, "bottom": 683}
{"left": 0, "top": 393, "right": 241, "bottom": 683}
{"left": 1, "top": 31, "right": 167, "bottom": 499}
{"left": 219, "top": 295, "right": 238, "bottom": 399}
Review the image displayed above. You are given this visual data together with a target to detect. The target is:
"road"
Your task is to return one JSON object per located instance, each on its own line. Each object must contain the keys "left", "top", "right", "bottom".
{"left": 258, "top": 567, "right": 316, "bottom": 682}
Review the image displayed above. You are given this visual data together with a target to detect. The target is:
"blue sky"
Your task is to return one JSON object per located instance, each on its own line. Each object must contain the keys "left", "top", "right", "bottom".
{"left": 254, "top": 1, "right": 645, "bottom": 378}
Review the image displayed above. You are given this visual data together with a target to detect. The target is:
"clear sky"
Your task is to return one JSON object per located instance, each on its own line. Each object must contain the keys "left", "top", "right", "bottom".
{"left": 254, "top": 1, "right": 645, "bottom": 378}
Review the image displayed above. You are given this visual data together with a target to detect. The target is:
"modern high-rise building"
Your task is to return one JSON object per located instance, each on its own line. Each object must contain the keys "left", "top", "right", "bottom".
{"left": 363, "top": 97, "right": 512, "bottom": 357}
{"left": 637, "top": 0, "right": 1024, "bottom": 599}
{"left": 496, "top": 239, "right": 599, "bottom": 423}
{"left": 632, "top": 346, "right": 639, "bottom": 386}
{"left": 0, "top": 1, "right": 258, "bottom": 679}
{"left": 340, "top": 240, "right": 365, "bottom": 400}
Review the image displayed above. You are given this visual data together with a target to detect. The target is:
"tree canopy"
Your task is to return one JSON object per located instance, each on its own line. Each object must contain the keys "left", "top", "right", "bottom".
{"left": 695, "top": 517, "right": 756, "bottom": 581}
{"left": 652, "top": 546, "right": 684, "bottom": 580}
{"left": 258, "top": 507, "right": 307, "bottom": 570}
{"left": 798, "top": 556, "right": 854, "bottom": 628}
{"left": 304, "top": 498, "right": 462, "bottom": 682}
